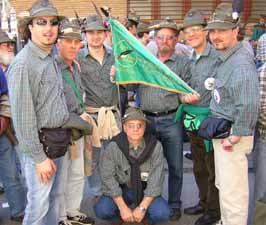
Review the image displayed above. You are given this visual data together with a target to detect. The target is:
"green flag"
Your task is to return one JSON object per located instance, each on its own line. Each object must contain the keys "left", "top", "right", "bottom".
{"left": 109, "top": 18, "right": 195, "bottom": 94}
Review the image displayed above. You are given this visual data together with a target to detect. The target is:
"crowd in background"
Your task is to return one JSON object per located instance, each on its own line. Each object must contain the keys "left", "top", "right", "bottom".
{"left": 0, "top": 1, "right": 266, "bottom": 225}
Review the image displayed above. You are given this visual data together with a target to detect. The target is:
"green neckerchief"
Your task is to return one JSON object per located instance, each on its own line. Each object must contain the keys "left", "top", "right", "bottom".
{"left": 175, "top": 104, "right": 213, "bottom": 152}
{"left": 62, "top": 72, "right": 85, "bottom": 111}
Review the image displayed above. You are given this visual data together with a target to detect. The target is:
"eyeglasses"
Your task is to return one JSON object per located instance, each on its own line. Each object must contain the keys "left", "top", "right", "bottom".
{"left": 34, "top": 19, "right": 59, "bottom": 27}
{"left": 183, "top": 26, "right": 203, "bottom": 35}
{"left": 156, "top": 35, "right": 176, "bottom": 41}
{"left": 126, "top": 123, "right": 144, "bottom": 130}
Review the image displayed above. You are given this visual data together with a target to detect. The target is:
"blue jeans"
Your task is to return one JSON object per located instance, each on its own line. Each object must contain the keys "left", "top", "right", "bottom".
{"left": 94, "top": 187, "right": 170, "bottom": 224}
{"left": 145, "top": 113, "right": 183, "bottom": 209}
{"left": 0, "top": 134, "right": 26, "bottom": 217}
{"left": 87, "top": 140, "right": 109, "bottom": 197}
{"left": 19, "top": 152, "right": 67, "bottom": 225}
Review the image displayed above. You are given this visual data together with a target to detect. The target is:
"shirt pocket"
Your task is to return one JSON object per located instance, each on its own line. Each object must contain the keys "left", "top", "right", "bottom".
{"left": 39, "top": 76, "right": 57, "bottom": 92}
{"left": 212, "top": 76, "right": 231, "bottom": 104}
{"left": 140, "top": 161, "right": 151, "bottom": 182}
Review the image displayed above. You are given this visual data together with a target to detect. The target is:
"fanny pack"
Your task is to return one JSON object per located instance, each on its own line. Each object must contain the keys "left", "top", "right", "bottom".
{"left": 197, "top": 117, "right": 232, "bottom": 140}
{"left": 39, "top": 128, "right": 71, "bottom": 159}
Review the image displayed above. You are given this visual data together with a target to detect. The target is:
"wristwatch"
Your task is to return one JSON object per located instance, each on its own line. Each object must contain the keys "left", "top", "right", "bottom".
{"left": 138, "top": 206, "right": 146, "bottom": 213}
{"left": 227, "top": 137, "right": 237, "bottom": 145}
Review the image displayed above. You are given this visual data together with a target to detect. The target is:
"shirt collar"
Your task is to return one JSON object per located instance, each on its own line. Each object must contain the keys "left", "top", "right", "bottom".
{"left": 169, "top": 52, "right": 178, "bottom": 61}
{"left": 55, "top": 55, "right": 77, "bottom": 71}
{"left": 84, "top": 45, "right": 112, "bottom": 58}
{"left": 129, "top": 138, "right": 145, "bottom": 151}
{"left": 192, "top": 42, "right": 211, "bottom": 61}
{"left": 218, "top": 42, "right": 242, "bottom": 62}
{"left": 27, "top": 40, "right": 52, "bottom": 59}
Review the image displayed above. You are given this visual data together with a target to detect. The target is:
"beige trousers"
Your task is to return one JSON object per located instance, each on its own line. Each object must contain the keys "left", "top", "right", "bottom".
{"left": 213, "top": 136, "right": 254, "bottom": 225}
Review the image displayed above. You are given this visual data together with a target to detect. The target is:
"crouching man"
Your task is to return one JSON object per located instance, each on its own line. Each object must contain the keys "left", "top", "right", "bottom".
{"left": 94, "top": 107, "right": 170, "bottom": 225}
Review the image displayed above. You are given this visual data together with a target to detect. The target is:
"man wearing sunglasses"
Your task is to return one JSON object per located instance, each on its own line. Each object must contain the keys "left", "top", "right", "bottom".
{"left": 7, "top": 1, "right": 70, "bottom": 224}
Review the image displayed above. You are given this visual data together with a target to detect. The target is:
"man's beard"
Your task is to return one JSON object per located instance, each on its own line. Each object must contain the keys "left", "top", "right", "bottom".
{"left": 158, "top": 45, "right": 173, "bottom": 55}
{"left": 0, "top": 52, "right": 14, "bottom": 66}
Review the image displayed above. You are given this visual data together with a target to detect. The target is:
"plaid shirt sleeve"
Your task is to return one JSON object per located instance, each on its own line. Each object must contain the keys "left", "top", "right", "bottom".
{"left": 257, "top": 34, "right": 266, "bottom": 63}
{"left": 258, "top": 63, "right": 266, "bottom": 128}
{"left": 7, "top": 62, "right": 47, "bottom": 163}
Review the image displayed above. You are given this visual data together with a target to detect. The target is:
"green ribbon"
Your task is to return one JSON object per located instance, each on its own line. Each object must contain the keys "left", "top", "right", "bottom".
{"left": 175, "top": 104, "right": 213, "bottom": 152}
{"left": 62, "top": 72, "right": 85, "bottom": 111}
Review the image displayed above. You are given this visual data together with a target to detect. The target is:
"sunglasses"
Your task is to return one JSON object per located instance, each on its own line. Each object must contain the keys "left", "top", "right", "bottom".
{"left": 34, "top": 19, "right": 59, "bottom": 27}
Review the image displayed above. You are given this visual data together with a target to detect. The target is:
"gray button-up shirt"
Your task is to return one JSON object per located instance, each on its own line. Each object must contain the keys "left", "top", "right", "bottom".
{"left": 78, "top": 47, "right": 118, "bottom": 108}
{"left": 7, "top": 40, "right": 69, "bottom": 163}
{"left": 139, "top": 53, "right": 191, "bottom": 112}
{"left": 100, "top": 139, "right": 165, "bottom": 198}
{"left": 56, "top": 56, "right": 84, "bottom": 115}
{"left": 189, "top": 42, "right": 220, "bottom": 107}
{"left": 210, "top": 42, "right": 260, "bottom": 136}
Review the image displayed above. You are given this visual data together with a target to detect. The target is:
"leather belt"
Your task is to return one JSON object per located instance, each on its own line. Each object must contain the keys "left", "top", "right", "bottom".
{"left": 143, "top": 109, "right": 177, "bottom": 117}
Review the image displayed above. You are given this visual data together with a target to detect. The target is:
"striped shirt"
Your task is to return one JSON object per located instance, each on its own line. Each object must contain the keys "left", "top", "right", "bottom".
{"left": 139, "top": 53, "right": 191, "bottom": 112}
{"left": 100, "top": 139, "right": 165, "bottom": 198}
{"left": 210, "top": 42, "right": 260, "bottom": 136}
{"left": 7, "top": 40, "right": 69, "bottom": 163}
{"left": 257, "top": 62, "right": 266, "bottom": 138}
{"left": 78, "top": 47, "right": 118, "bottom": 108}
{"left": 189, "top": 42, "right": 220, "bottom": 107}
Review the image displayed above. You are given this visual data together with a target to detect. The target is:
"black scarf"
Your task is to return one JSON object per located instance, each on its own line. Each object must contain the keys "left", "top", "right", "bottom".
{"left": 112, "top": 132, "right": 157, "bottom": 205}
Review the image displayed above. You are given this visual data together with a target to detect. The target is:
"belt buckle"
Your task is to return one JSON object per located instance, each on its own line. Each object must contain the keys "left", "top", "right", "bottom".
{"left": 154, "top": 111, "right": 160, "bottom": 116}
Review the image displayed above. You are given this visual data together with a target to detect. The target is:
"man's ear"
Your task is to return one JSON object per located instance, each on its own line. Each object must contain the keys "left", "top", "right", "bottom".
{"left": 122, "top": 123, "right": 126, "bottom": 131}
{"left": 28, "top": 24, "right": 33, "bottom": 33}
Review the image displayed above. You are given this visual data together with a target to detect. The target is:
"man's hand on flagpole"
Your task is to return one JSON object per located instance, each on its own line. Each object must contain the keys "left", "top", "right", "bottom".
{"left": 181, "top": 93, "right": 200, "bottom": 104}
{"left": 110, "top": 65, "right": 116, "bottom": 83}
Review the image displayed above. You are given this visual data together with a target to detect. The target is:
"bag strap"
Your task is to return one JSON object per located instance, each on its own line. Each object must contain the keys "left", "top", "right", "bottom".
{"left": 62, "top": 72, "right": 85, "bottom": 111}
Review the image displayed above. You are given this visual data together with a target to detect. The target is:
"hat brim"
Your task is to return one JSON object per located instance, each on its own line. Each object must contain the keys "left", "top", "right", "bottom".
{"left": 58, "top": 34, "right": 81, "bottom": 40}
{"left": 150, "top": 24, "right": 179, "bottom": 31}
{"left": 137, "top": 29, "right": 150, "bottom": 34}
{"left": 83, "top": 27, "right": 108, "bottom": 32}
{"left": 82, "top": 20, "right": 108, "bottom": 32}
{"left": 181, "top": 21, "right": 206, "bottom": 30}
{"left": 204, "top": 21, "right": 237, "bottom": 30}
{"left": 122, "top": 116, "right": 149, "bottom": 124}
{"left": 0, "top": 39, "right": 15, "bottom": 44}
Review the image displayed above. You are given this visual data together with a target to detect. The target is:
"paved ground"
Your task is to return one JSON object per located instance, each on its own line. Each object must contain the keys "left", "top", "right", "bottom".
{"left": 0, "top": 142, "right": 202, "bottom": 225}
{"left": 0, "top": 142, "right": 256, "bottom": 225}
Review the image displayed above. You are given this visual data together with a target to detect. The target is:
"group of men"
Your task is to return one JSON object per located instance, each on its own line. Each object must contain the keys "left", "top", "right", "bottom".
{"left": 0, "top": 0, "right": 264, "bottom": 225}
